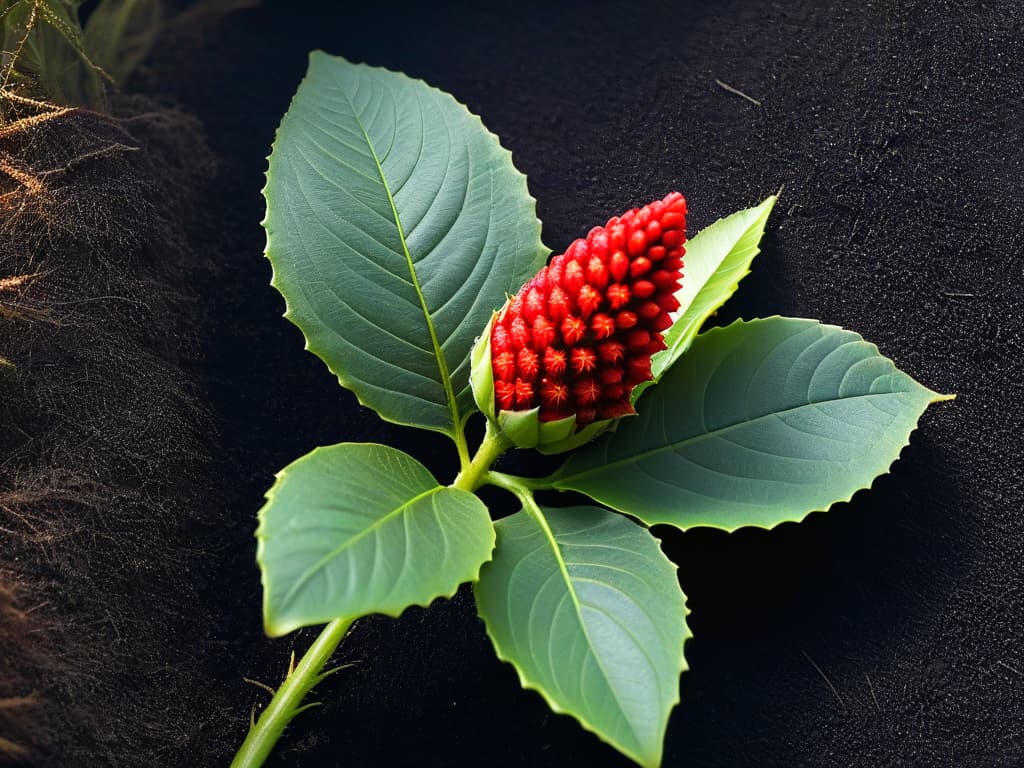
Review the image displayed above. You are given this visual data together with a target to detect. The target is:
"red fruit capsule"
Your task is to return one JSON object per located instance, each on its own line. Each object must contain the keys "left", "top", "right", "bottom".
{"left": 485, "top": 193, "right": 687, "bottom": 427}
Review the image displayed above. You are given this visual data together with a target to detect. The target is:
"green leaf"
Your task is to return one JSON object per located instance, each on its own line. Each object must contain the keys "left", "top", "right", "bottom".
{"left": 258, "top": 443, "right": 494, "bottom": 637}
{"left": 633, "top": 195, "right": 776, "bottom": 402}
{"left": 475, "top": 503, "right": 690, "bottom": 768}
{"left": 557, "top": 317, "right": 951, "bottom": 531}
{"left": 263, "top": 53, "right": 548, "bottom": 437}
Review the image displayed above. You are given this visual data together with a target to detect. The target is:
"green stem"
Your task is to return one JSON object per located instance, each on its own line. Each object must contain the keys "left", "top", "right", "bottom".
{"left": 452, "top": 420, "right": 512, "bottom": 492}
{"left": 230, "top": 617, "right": 354, "bottom": 768}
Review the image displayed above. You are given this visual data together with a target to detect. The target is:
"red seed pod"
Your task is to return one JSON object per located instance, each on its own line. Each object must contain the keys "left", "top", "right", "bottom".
{"left": 482, "top": 192, "right": 686, "bottom": 433}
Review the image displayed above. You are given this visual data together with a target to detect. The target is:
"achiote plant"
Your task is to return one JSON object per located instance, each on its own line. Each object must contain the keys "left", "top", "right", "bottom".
{"left": 232, "top": 53, "right": 950, "bottom": 767}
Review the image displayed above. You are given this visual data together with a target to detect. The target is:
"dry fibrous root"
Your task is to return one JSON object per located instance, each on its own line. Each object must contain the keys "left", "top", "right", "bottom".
{"left": 0, "top": 87, "right": 231, "bottom": 766}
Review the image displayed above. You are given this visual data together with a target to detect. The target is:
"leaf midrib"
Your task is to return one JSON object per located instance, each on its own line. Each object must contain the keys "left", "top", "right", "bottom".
{"left": 277, "top": 484, "right": 443, "bottom": 612}
{"left": 336, "top": 81, "right": 462, "bottom": 437}
{"left": 558, "top": 388, "right": 918, "bottom": 486}
{"left": 525, "top": 505, "right": 648, "bottom": 755}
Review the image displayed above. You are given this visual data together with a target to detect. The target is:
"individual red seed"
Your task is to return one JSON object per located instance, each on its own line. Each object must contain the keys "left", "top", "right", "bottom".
{"left": 657, "top": 293, "right": 681, "bottom": 313}
{"left": 495, "top": 380, "right": 515, "bottom": 410}
{"left": 517, "top": 348, "right": 539, "bottom": 380}
{"left": 667, "top": 247, "right": 685, "bottom": 261}
{"left": 510, "top": 317, "right": 530, "bottom": 348}
{"left": 663, "top": 191, "right": 683, "bottom": 206}
{"left": 566, "top": 238, "right": 589, "bottom": 262}
{"left": 616, "top": 311, "right": 638, "bottom": 329}
{"left": 586, "top": 256, "right": 609, "bottom": 289}
{"left": 609, "top": 251, "right": 630, "bottom": 282}
{"left": 570, "top": 347, "right": 598, "bottom": 374}
{"left": 514, "top": 378, "right": 534, "bottom": 406}
{"left": 540, "top": 379, "right": 570, "bottom": 408}
{"left": 661, "top": 230, "right": 683, "bottom": 248}
{"left": 547, "top": 286, "right": 571, "bottom": 321}
{"left": 524, "top": 286, "right": 545, "bottom": 322}
{"left": 627, "top": 229, "right": 647, "bottom": 257}
{"left": 647, "top": 245, "right": 666, "bottom": 261}
{"left": 632, "top": 280, "right": 656, "bottom": 299}
{"left": 651, "top": 311, "right": 673, "bottom": 331}
{"left": 547, "top": 257, "right": 564, "bottom": 286}
{"left": 646, "top": 337, "right": 668, "bottom": 354}
{"left": 576, "top": 407, "right": 598, "bottom": 426}
{"left": 638, "top": 301, "right": 661, "bottom": 320}
{"left": 629, "top": 257, "right": 652, "bottom": 278}
{"left": 646, "top": 221, "right": 663, "bottom": 241}
{"left": 577, "top": 284, "right": 602, "bottom": 317}
{"left": 531, "top": 316, "right": 556, "bottom": 351}
{"left": 494, "top": 351, "right": 516, "bottom": 382}
{"left": 609, "top": 224, "right": 626, "bottom": 249}
{"left": 598, "top": 341, "right": 625, "bottom": 363}
{"left": 561, "top": 315, "right": 586, "bottom": 344}
{"left": 544, "top": 347, "right": 567, "bottom": 375}
{"left": 603, "top": 383, "right": 627, "bottom": 401}
{"left": 626, "top": 329, "right": 651, "bottom": 350}
{"left": 662, "top": 212, "right": 685, "bottom": 230}
{"left": 606, "top": 283, "right": 631, "bottom": 309}
{"left": 651, "top": 271, "right": 679, "bottom": 290}
{"left": 627, "top": 356, "right": 652, "bottom": 383}
{"left": 591, "top": 313, "right": 616, "bottom": 339}
{"left": 661, "top": 257, "right": 684, "bottom": 271}
{"left": 573, "top": 378, "right": 601, "bottom": 405}
{"left": 589, "top": 230, "right": 609, "bottom": 259}
{"left": 600, "top": 366, "right": 624, "bottom": 384}
{"left": 493, "top": 323, "right": 511, "bottom": 354}
{"left": 565, "top": 260, "right": 585, "bottom": 293}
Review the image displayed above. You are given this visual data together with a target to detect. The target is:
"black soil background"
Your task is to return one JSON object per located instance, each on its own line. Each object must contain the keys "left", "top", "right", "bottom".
{"left": 151, "top": 0, "right": 1022, "bottom": 766}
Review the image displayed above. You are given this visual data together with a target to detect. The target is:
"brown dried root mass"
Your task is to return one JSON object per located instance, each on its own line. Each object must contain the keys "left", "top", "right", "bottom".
{"left": 0, "top": 93, "right": 229, "bottom": 766}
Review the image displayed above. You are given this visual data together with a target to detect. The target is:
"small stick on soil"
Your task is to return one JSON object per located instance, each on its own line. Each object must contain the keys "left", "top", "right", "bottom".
{"left": 943, "top": 292, "right": 976, "bottom": 298}
{"left": 715, "top": 79, "right": 762, "bottom": 106}
{"left": 864, "top": 672, "right": 881, "bottom": 713}
{"left": 997, "top": 660, "right": 1022, "bottom": 677}
{"left": 801, "top": 649, "right": 847, "bottom": 712}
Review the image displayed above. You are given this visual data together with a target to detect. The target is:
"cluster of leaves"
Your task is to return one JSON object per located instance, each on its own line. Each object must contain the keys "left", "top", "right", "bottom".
{"left": 0, "top": 0, "right": 161, "bottom": 109}
{"left": 253, "top": 53, "right": 948, "bottom": 767}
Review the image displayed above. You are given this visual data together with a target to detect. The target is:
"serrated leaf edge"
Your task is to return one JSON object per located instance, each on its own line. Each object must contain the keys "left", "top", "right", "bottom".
{"left": 567, "top": 316, "right": 953, "bottom": 534}
{"left": 261, "top": 52, "right": 549, "bottom": 436}
{"left": 476, "top": 511, "right": 693, "bottom": 768}
{"left": 257, "top": 442, "right": 496, "bottom": 637}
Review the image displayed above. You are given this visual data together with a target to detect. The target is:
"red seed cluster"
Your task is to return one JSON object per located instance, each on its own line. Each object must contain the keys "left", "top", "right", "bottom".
{"left": 491, "top": 192, "right": 686, "bottom": 428}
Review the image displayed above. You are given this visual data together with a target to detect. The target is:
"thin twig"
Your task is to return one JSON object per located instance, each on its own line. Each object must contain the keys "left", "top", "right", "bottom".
{"left": 715, "top": 79, "right": 762, "bottom": 106}
{"left": 864, "top": 672, "right": 881, "bottom": 714}
{"left": 801, "top": 649, "right": 847, "bottom": 712}
{"left": 997, "top": 660, "right": 1022, "bottom": 677}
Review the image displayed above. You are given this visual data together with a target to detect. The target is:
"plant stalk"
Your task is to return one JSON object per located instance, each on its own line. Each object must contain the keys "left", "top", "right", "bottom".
{"left": 230, "top": 617, "right": 354, "bottom": 768}
{"left": 452, "top": 421, "right": 511, "bottom": 492}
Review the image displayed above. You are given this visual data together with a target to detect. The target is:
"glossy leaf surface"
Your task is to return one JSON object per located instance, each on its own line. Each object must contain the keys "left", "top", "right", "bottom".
{"left": 259, "top": 443, "right": 494, "bottom": 636}
{"left": 264, "top": 53, "right": 547, "bottom": 436}
{"left": 559, "top": 317, "right": 949, "bottom": 531}
{"left": 475, "top": 504, "right": 689, "bottom": 767}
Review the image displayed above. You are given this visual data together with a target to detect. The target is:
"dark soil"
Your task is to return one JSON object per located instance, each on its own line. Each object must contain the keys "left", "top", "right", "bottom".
{"left": 5, "top": 0, "right": 1022, "bottom": 765}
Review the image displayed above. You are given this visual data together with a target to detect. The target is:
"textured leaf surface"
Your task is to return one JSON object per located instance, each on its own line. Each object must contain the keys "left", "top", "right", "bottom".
{"left": 634, "top": 196, "right": 775, "bottom": 401}
{"left": 264, "top": 53, "right": 547, "bottom": 435}
{"left": 559, "top": 317, "right": 949, "bottom": 531}
{"left": 475, "top": 504, "right": 689, "bottom": 767}
{"left": 258, "top": 443, "right": 493, "bottom": 636}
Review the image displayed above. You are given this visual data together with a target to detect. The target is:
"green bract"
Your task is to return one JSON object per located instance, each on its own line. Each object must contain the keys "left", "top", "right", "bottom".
{"left": 239, "top": 51, "right": 952, "bottom": 768}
